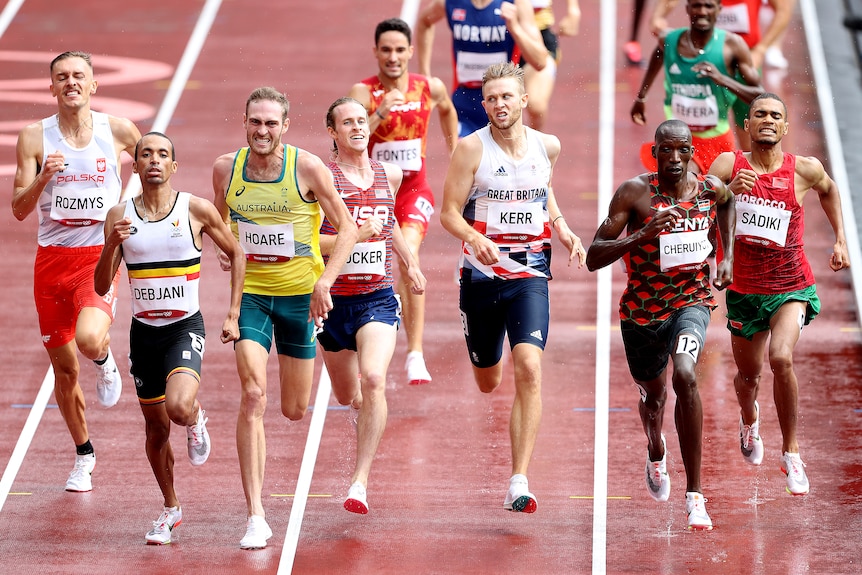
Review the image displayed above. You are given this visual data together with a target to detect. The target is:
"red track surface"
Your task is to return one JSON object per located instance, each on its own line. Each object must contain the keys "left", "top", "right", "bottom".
{"left": 0, "top": 1, "right": 860, "bottom": 574}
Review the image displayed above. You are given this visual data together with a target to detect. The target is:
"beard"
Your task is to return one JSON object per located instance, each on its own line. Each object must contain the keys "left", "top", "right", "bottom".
{"left": 489, "top": 106, "right": 522, "bottom": 131}
{"left": 751, "top": 135, "right": 779, "bottom": 147}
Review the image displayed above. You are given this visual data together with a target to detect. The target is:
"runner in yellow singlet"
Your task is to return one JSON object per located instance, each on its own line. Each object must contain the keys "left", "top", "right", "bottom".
{"left": 212, "top": 86, "right": 359, "bottom": 551}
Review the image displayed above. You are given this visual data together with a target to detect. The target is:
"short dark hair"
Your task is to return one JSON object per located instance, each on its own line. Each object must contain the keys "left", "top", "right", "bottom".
{"left": 375, "top": 18, "right": 412, "bottom": 45}
{"left": 748, "top": 92, "right": 787, "bottom": 118}
{"left": 135, "top": 131, "right": 175, "bottom": 161}
{"left": 654, "top": 119, "right": 691, "bottom": 142}
{"left": 50, "top": 51, "right": 93, "bottom": 75}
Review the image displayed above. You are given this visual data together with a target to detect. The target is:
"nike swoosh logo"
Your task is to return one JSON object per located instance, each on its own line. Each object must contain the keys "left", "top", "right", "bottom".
{"left": 340, "top": 191, "right": 361, "bottom": 198}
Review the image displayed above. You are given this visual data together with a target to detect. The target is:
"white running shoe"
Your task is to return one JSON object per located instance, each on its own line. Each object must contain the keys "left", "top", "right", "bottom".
{"left": 645, "top": 434, "right": 671, "bottom": 502}
{"left": 186, "top": 407, "right": 211, "bottom": 466}
{"left": 146, "top": 506, "right": 183, "bottom": 545}
{"left": 503, "top": 474, "right": 537, "bottom": 513}
{"left": 739, "top": 401, "right": 764, "bottom": 465}
{"left": 95, "top": 348, "right": 122, "bottom": 407}
{"left": 780, "top": 452, "right": 810, "bottom": 495}
{"left": 344, "top": 482, "right": 369, "bottom": 514}
{"left": 65, "top": 452, "right": 96, "bottom": 492}
{"left": 240, "top": 515, "right": 273, "bottom": 550}
{"left": 405, "top": 351, "right": 432, "bottom": 385}
{"left": 764, "top": 46, "right": 789, "bottom": 69}
{"left": 685, "top": 491, "right": 713, "bottom": 531}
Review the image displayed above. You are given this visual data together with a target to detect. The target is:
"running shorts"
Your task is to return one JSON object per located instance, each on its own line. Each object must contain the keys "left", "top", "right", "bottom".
{"left": 459, "top": 276, "right": 549, "bottom": 368}
{"left": 395, "top": 172, "right": 435, "bottom": 235}
{"left": 237, "top": 292, "right": 317, "bottom": 359}
{"left": 34, "top": 245, "right": 119, "bottom": 349}
{"left": 726, "top": 286, "right": 821, "bottom": 340}
{"left": 130, "top": 312, "right": 205, "bottom": 403}
{"left": 620, "top": 305, "right": 711, "bottom": 382}
{"left": 691, "top": 130, "right": 736, "bottom": 173}
{"left": 317, "top": 288, "right": 400, "bottom": 352}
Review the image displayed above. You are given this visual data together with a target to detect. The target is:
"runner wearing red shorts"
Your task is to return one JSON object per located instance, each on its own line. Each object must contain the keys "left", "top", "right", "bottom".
{"left": 650, "top": 0, "right": 793, "bottom": 149}
{"left": 349, "top": 18, "right": 458, "bottom": 385}
{"left": 631, "top": 0, "right": 763, "bottom": 173}
{"left": 12, "top": 51, "right": 141, "bottom": 493}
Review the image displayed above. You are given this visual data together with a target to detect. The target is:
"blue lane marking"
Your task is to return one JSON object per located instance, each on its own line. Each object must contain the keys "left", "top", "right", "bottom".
{"left": 306, "top": 405, "right": 349, "bottom": 412}
{"left": 12, "top": 404, "right": 58, "bottom": 409}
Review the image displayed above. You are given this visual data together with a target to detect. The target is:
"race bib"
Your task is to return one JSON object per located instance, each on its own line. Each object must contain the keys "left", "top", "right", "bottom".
{"left": 238, "top": 221, "right": 296, "bottom": 262}
{"left": 456, "top": 51, "right": 506, "bottom": 84}
{"left": 50, "top": 187, "right": 109, "bottom": 226}
{"left": 716, "top": 3, "right": 751, "bottom": 35}
{"left": 736, "top": 201, "right": 791, "bottom": 248}
{"left": 340, "top": 241, "right": 386, "bottom": 282}
{"left": 485, "top": 202, "right": 544, "bottom": 239}
{"left": 659, "top": 229, "right": 712, "bottom": 271}
{"left": 371, "top": 139, "right": 422, "bottom": 172}
{"left": 671, "top": 92, "right": 719, "bottom": 132}
{"left": 130, "top": 276, "right": 190, "bottom": 319}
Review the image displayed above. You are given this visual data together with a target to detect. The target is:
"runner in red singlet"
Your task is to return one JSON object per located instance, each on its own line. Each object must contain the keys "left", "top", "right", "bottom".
{"left": 349, "top": 18, "right": 458, "bottom": 385}
{"left": 709, "top": 93, "right": 850, "bottom": 496}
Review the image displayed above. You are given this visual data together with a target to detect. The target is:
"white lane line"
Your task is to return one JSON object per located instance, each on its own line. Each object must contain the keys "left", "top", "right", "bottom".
{"left": 0, "top": 368, "right": 54, "bottom": 512}
{"left": 275, "top": 1, "right": 421, "bottom": 570}
{"left": 0, "top": 0, "right": 25, "bottom": 39}
{"left": 0, "top": 0, "right": 224, "bottom": 511}
{"left": 122, "top": 0, "right": 224, "bottom": 199}
{"left": 277, "top": 367, "right": 333, "bottom": 574}
{"left": 799, "top": 0, "right": 862, "bottom": 324}
{"left": 401, "top": 0, "right": 421, "bottom": 29}
{"left": 592, "top": 2, "right": 617, "bottom": 574}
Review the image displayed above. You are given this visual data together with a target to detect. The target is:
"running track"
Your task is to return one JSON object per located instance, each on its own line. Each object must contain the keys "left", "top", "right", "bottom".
{"left": 0, "top": 1, "right": 860, "bottom": 574}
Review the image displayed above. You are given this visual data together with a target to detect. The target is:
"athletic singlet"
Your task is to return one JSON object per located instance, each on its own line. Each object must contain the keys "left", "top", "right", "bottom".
{"left": 663, "top": 28, "right": 736, "bottom": 138}
{"left": 529, "top": 0, "right": 554, "bottom": 30}
{"left": 620, "top": 175, "right": 718, "bottom": 326}
{"left": 122, "top": 192, "right": 201, "bottom": 327}
{"left": 363, "top": 73, "right": 432, "bottom": 178}
{"left": 730, "top": 151, "right": 815, "bottom": 294}
{"left": 460, "top": 126, "right": 552, "bottom": 282}
{"left": 225, "top": 145, "right": 324, "bottom": 296}
{"left": 38, "top": 111, "right": 122, "bottom": 248}
{"left": 447, "top": 0, "right": 521, "bottom": 88}
{"left": 715, "top": 0, "right": 761, "bottom": 49}
{"left": 322, "top": 160, "right": 394, "bottom": 297}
